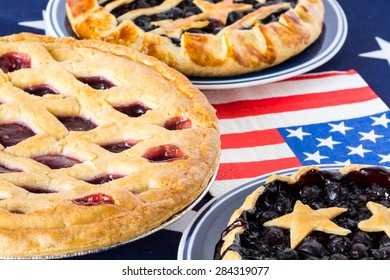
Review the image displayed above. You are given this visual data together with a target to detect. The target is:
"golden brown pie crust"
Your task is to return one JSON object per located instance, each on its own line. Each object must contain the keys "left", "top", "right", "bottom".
{"left": 65, "top": 0, "right": 325, "bottom": 77}
{"left": 219, "top": 165, "right": 368, "bottom": 260}
{"left": 0, "top": 33, "right": 220, "bottom": 258}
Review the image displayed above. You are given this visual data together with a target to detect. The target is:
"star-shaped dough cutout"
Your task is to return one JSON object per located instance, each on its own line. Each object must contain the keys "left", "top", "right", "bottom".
{"left": 263, "top": 200, "right": 350, "bottom": 249}
{"left": 193, "top": 0, "right": 252, "bottom": 24}
{"left": 358, "top": 202, "right": 390, "bottom": 237}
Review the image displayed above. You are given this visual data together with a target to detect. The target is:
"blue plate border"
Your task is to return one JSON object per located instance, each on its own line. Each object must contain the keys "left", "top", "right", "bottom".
{"left": 45, "top": 0, "right": 347, "bottom": 90}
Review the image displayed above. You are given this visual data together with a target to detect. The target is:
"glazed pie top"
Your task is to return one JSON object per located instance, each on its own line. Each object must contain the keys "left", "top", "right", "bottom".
{"left": 65, "top": 0, "right": 325, "bottom": 77}
{"left": 216, "top": 165, "right": 390, "bottom": 260}
{"left": 0, "top": 33, "right": 220, "bottom": 258}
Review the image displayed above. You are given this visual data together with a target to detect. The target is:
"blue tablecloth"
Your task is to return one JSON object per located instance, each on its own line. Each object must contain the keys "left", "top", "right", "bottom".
{"left": 0, "top": 0, "right": 389, "bottom": 260}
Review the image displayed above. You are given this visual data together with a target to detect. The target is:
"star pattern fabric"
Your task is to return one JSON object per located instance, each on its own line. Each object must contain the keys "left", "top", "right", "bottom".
{"left": 358, "top": 201, "right": 390, "bottom": 237}
{"left": 263, "top": 200, "right": 350, "bottom": 249}
{"left": 279, "top": 112, "right": 390, "bottom": 166}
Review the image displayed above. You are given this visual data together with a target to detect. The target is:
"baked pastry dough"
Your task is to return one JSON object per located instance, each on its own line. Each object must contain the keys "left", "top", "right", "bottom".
{"left": 216, "top": 165, "right": 390, "bottom": 260}
{"left": 0, "top": 33, "right": 220, "bottom": 258}
{"left": 65, "top": 0, "right": 325, "bottom": 77}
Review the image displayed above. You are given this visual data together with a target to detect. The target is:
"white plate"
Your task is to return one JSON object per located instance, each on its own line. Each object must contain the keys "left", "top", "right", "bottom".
{"left": 178, "top": 164, "right": 348, "bottom": 260}
{"left": 45, "top": 0, "right": 347, "bottom": 90}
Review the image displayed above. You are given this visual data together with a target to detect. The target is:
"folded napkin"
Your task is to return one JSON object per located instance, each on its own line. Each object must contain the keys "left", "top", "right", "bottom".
{"left": 203, "top": 70, "right": 390, "bottom": 197}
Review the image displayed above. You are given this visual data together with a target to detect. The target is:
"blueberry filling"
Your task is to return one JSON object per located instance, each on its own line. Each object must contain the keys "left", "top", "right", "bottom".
{"left": 23, "top": 84, "right": 60, "bottom": 97}
{"left": 110, "top": 0, "right": 164, "bottom": 18}
{"left": 0, "top": 123, "right": 35, "bottom": 147}
{"left": 214, "top": 167, "right": 390, "bottom": 260}
{"left": 57, "top": 116, "right": 97, "bottom": 131}
{"left": 105, "top": 0, "right": 298, "bottom": 46}
{"left": 34, "top": 155, "right": 81, "bottom": 169}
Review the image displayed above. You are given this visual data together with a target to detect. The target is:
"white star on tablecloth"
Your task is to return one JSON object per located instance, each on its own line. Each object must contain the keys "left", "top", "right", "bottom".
{"left": 286, "top": 127, "right": 311, "bottom": 140}
{"left": 371, "top": 113, "right": 390, "bottom": 128}
{"left": 316, "top": 136, "right": 341, "bottom": 149}
{"left": 347, "top": 144, "right": 372, "bottom": 158}
{"left": 359, "top": 130, "right": 383, "bottom": 143}
{"left": 18, "top": 10, "right": 46, "bottom": 32}
{"left": 359, "top": 37, "right": 390, "bottom": 66}
{"left": 329, "top": 121, "right": 353, "bottom": 135}
{"left": 303, "top": 150, "right": 328, "bottom": 164}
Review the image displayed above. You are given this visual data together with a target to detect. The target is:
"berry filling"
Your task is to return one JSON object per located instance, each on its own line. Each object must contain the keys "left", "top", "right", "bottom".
{"left": 57, "top": 116, "right": 97, "bottom": 131}
{"left": 143, "top": 144, "right": 186, "bottom": 162}
{"left": 164, "top": 116, "right": 192, "bottom": 130}
{"left": 77, "top": 76, "right": 116, "bottom": 90}
{"left": 0, "top": 164, "right": 21, "bottom": 173}
{"left": 114, "top": 102, "right": 151, "bottom": 117}
{"left": 71, "top": 193, "right": 115, "bottom": 206}
{"left": 0, "top": 52, "right": 31, "bottom": 73}
{"left": 215, "top": 167, "right": 390, "bottom": 260}
{"left": 106, "top": 0, "right": 297, "bottom": 45}
{"left": 102, "top": 141, "right": 137, "bottom": 153}
{"left": 23, "top": 84, "right": 60, "bottom": 97}
{"left": 33, "top": 155, "right": 81, "bottom": 169}
{"left": 0, "top": 123, "right": 35, "bottom": 147}
{"left": 87, "top": 174, "right": 124, "bottom": 185}
{"left": 18, "top": 185, "right": 57, "bottom": 194}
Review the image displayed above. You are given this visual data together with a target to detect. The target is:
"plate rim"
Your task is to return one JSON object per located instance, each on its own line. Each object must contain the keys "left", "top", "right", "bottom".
{"left": 177, "top": 163, "right": 356, "bottom": 260}
{"left": 45, "top": 0, "right": 348, "bottom": 90}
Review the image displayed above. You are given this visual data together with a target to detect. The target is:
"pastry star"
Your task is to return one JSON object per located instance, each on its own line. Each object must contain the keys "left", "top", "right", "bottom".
{"left": 263, "top": 200, "right": 350, "bottom": 249}
{"left": 358, "top": 202, "right": 390, "bottom": 237}
{"left": 193, "top": 0, "right": 252, "bottom": 24}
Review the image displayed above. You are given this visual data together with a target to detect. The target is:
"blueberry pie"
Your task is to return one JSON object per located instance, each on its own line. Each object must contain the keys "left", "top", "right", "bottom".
{"left": 0, "top": 33, "right": 220, "bottom": 258}
{"left": 65, "top": 0, "right": 324, "bottom": 77}
{"left": 215, "top": 165, "right": 390, "bottom": 260}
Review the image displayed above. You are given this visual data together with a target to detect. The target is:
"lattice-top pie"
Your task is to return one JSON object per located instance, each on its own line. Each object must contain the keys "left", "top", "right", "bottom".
{"left": 215, "top": 165, "right": 390, "bottom": 260}
{"left": 65, "top": 0, "right": 325, "bottom": 77}
{"left": 0, "top": 33, "right": 220, "bottom": 258}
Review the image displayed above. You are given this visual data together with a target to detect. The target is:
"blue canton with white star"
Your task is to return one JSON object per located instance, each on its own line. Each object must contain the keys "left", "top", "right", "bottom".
{"left": 278, "top": 112, "right": 390, "bottom": 167}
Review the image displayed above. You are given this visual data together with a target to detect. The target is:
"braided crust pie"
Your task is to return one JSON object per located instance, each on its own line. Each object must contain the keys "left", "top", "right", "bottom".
{"left": 0, "top": 33, "right": 220, "bottom": 258}
{"left": 65, "top": 0, "right": 325, "bottom": 77}
{"left": 216, "top": 165, "right": 390, "bottom": 260}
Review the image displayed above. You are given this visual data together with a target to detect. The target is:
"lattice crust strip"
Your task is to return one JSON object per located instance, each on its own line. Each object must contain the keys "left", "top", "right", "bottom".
{"left": 66, "top": 0, "right": 325, "bottom": 76}
{"left": 0, "top": 33, "right": 220, "bottom": 258}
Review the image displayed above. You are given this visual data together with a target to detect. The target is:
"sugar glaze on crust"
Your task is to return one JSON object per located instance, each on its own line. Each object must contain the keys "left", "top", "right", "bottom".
{"left": 65, "top": 0, "right": 325, "bottom": 77}
{"left": 217, "top": 165, "right": 390, "bottom": 260}
{"left": 0, "top": 33, "right": 220, "bottom": 258}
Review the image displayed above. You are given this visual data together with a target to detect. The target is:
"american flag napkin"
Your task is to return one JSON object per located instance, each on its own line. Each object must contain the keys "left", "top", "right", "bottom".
{"left": 203, "top": 70, "right": 390, "bottom": 197}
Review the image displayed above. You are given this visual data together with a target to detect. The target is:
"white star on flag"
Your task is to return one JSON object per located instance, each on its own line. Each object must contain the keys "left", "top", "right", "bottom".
{"left": 303, "top": 151, "right": 328, "bottom": 164}
{"left": 359, "top": 130, "right": 383, "bottom": 143}
{"left": 335, "top": 159, "right": 352, "bottom": 165}
{"left": 286, "top": 127, "right": 311, "bottom": 140}
{"left": 378, "top": 154, "right": 390, "bottom": 164}
{"left": 371, "top": 113, "right": 390, "bottom": 128}
{"left": 359, "top": 37, "right": 390, "bottom": 66}
{"left": 329, "top": 121, "right": 353, "bottom": 135}
{"left": 347, "top": 144, "right": 372, "bottom": 158}
{"left": 316, "top": 136, "right": 341, "bottom": 149}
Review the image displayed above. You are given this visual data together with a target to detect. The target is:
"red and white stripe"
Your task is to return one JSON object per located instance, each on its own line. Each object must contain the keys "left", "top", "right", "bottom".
{"left": 202, "top": 70, "right": 389, "bottom": 197}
